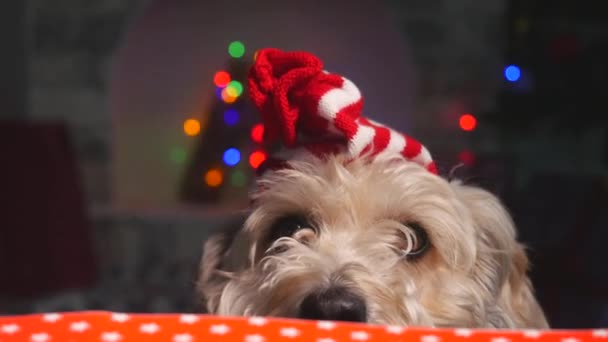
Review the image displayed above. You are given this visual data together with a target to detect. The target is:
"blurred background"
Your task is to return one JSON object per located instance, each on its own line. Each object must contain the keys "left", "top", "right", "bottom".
{"left": 0, "top": 0, "right": 607, "bottom": 328}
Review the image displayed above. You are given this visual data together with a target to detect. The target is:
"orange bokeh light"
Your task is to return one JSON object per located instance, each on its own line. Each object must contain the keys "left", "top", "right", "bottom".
{"left": 204, "top": 168, "right": 223, "bottom": 187}
{"left": 213, "top": 71, "right": 231, "bottom": 87}
{"left": 183, "top": 119, "right": 201, "bottom": 136}
{"left": 249, "top": 151, "right": 267, "bottom": 169}
{"left": 250, "top": 123, "right": 264, "bottom": 143}
{"left": 221, "top": 88, "right": 237, "bottom": 103}
{"left": 459, "top": 114, "right": 477, "bottom": 131}
{"left": 225, "top": 85, "right": 239, "bottom": 98}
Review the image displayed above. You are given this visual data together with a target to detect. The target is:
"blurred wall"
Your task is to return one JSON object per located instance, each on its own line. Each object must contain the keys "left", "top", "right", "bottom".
{"left": 24, "top": 0, "right": 507, "bottom": 210}
{"left": 110, "top": 0, "right": 507, "bottom": 209}
{"left": 109, "top": 0, "right": 417, "bottom": 209}
{"left": 390, "top": 0, "right": 506, "bottom": 138}
{"left": 26, "top": 0, "right": 140, "bottom": 206}
{"left": 0, "top": 0, "right": 28, "bottom": 119}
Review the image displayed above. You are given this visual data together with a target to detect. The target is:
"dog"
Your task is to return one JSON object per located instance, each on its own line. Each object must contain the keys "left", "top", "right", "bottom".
{"left": 197, "top": 153, "right": 548, "bottom": 328}
{"left": 196, "top": 48, "right": 548, "bottom": 328}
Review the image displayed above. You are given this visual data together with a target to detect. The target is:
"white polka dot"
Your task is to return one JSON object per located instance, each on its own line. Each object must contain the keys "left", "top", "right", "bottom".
{"left": 351, "top": 331, "right": 370, "bottom": 341}
{"left": 179, "top": 314, "right": 199, "bottom": 324}
{"left": 110, "top": 313, "right": 130, "bottom": 323}
{"left": 70, "top": 321, "right": 90, "bottom": 332}
{"left": 454, "top": 329, "right": 473, "bottom": 337}
{"left": 317, "top": 321, "right": 336, "bottom": 330}
{"left": 280, "top": 327, "right": 301, "bottom": 338}
{"left": 561, "top": 338, "right": 580, "bottom": 342}
{"left": 522, "top": 330, "right": 541, "bottom": 338}
{"left": 140, "top": 323, "right": 160, "bottom": 334}
{"left": 421, "top": 335, "right": 440, "bottom": 342}
{"left": 244, "top": 334, "right": 266, "bottom": 342}
{"left": 101, "top": 331, "right": 123, "bottom": 342}
{"left": 173, "top": 333, "right": 194, "bottom": 342}
{"left": 386, "top": 326, "right": 405, "bottom": 334}
{"left": 42, "top": 313, "right": 62, "bottom": 323}
{"left": 491, "top": 337, "right": 510, "bottom": 342}
{"left": 593, "top": 330, "right": 608, "bottom": 338}
{"left": 1, "top": 323, "right": 20, "bottom": 334}
{"left": 210, "top": 324, "right": 231, "bottom": 335}
{"left": 30, "top": 332, "right": 50, "bottom": 342}
{"left": 317, "top": 338, "right": 335, "bottom": 342}
{"left": 248, "top": 317, "right": 268, "bottom": 326}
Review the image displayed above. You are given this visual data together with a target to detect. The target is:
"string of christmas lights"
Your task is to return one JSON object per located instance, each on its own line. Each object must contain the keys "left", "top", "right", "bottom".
{"left": 179, "top": 41, "right": 267, "bottom": 193}
{"left": 181, "top": 42, "right": 490, "bottom": 186}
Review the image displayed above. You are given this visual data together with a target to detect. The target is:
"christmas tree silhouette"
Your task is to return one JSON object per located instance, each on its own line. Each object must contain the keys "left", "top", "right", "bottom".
{"left": 179, "top": 42, "right": 267, "bottom": 205}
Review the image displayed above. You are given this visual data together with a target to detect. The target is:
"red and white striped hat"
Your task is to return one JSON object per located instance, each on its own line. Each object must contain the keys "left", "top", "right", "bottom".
{"left": 248, "top": 48, "right": 437, "bottom": 175}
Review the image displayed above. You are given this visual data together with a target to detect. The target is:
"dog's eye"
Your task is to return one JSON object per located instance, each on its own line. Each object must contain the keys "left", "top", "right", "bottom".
{"left": 268, "top": 215, "right": 314, "bottom": 241}
{"left": 401, "top": 222, "right": 430, "bottom": 259}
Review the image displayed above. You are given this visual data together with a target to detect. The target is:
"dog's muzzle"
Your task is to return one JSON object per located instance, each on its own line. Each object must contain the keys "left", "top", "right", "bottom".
{"left": 297, "top": 287, "right": 367, "bottom": 322}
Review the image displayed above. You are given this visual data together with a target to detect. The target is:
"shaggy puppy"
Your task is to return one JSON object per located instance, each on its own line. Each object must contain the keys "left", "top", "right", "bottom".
{"left": 196, "top": 48, "right": 548, "bottom": 328}
{"left": 198, "top": 154, "right": 548, "bottom": 328}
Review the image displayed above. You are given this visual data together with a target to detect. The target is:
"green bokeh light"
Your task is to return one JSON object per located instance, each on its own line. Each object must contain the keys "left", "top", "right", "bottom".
{"left": 230, "top": 170, "right": 247, "bottom": 187}
{"left": 170, "top": 147, "right": 187, "bottom": 164}
{"left": 228, "top": 80, "right": 243, "bottom": 96}
{"left": 228, "top": 41, "right": 245, "bottom": 58}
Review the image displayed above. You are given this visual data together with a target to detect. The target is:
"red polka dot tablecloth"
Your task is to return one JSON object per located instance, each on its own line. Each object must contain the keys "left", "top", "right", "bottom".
{"left": 0, "top": 311, "right": 606, "bottom": 342}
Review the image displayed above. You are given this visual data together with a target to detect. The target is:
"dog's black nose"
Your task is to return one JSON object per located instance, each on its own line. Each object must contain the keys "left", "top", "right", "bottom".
{"left": 298, "top": 287, "right": 367, "bottom": 322}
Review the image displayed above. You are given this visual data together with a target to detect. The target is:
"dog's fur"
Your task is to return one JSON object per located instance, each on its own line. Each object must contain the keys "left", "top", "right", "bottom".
{"left": 197, "top": 153, "right": 548, "bottom": 328}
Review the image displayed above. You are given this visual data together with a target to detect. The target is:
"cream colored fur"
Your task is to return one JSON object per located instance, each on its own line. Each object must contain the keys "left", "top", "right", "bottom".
{"left": 197, "top": 153, "right": 549, "bottom": 328}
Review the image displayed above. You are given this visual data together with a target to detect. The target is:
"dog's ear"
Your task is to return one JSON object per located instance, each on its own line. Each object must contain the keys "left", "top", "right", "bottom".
{"left": 451, "top": 181, "right": 549, "bottom": 328}
{"left": 197, "top": 216, "right": 249, "bottom": 313}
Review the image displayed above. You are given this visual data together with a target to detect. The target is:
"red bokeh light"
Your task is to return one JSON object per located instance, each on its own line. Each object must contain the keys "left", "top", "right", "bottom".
{"left": 249, "top": 151, "right": 267, "bottom": 169}
{"left": 458, "top": 150, "right": 476, "bottom": 166}
{"left": 250, "top": 123, "right": 264, "bottom": 143}
{"left": 213, "top": 71, "right": 231, "bottom": 87}
{"left": 459, "top": 114, "right": 477, "bottom": 131}
{"left": 550, "top": 34, "right": 581, "bottom": 63}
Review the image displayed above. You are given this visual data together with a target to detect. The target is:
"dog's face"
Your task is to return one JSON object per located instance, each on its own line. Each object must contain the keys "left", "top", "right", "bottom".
{"left": 198, "top": 154, "right": 548, "bottom": 329}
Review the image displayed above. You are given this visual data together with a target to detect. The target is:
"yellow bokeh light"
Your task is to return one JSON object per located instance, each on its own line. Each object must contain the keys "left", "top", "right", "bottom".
{"left": 205, "top": 168, "right": 223, "bottom": 187}
{"left": 515, "top": 18, "right": 529, "bottom": 34}
{"left": 183, "top": 119, "right": 201, "bottom": 136}
{"left": 225, "top": 85, "right": 239, "bottom": 97}
{"left": 221, "top": 88, "right": 238, "bottom": 103}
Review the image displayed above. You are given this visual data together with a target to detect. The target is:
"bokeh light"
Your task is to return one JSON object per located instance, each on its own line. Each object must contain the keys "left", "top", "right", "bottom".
{"left": 228, "top": 80, "right": 243, "bottom": 96}
{"left": 183, "top": 119, "right": 201, "bottom": 136}
{"left": 459, "top": 114, "right": 477, "bottom": 131}
{"left": 515, "top": 18, "right": 529, "bottom": 34}
{"left": 458, "top": 150, "right": 476, "bottom": 166}
{"left": 504, "top": 65, "right": 521, "bottom": 82}
{"left": 213, "top": 71, "right": 231, "bottom": 87}
{"left": 230, "top": 170, "right": 247, "bottom": 187}
{"left": 221, "top": 88, "right": 238, "bottom": 103}
{"left": 250, "top": 123, "right": 264, "bottom": 143}
{"left": 225, "top": 85, "right": 239, "bottom": 98}
{"left": 170, "top": 147, "right": 187, "bottom": 164}
{"left": 223, "top": 148, "right": 241, "bottom": 167}
{"left": 223, "top": 109, "right": 239, "bottom": 126}
{"left": 228, "top": 41, "right": 245, "bottom": 58}
{"left": 205, "top": 168, "right": 223, "bottom": 187}
{"left": 215, "top": 86, "right": 224, "bottom": 100}
{"left": 249, "top": 150, "right": 267, "bottom": 169}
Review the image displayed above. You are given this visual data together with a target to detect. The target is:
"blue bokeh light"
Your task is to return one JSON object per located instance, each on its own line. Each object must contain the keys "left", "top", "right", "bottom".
{"left": 215, "top": 86, "right": 224, "bottom": 99}
{"left": 223, "top": 109, "right": 239, "bottom": 126}
{"left": 223, "top": 148, "right": 241, "bottom": 166}
{"left": 504, "top": 65, "right": 521, "bottom": 82}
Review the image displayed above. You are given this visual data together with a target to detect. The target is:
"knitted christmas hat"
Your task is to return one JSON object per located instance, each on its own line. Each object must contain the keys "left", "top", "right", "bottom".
{"left": 248, "top": 48, "right": 437, "bottom": 175}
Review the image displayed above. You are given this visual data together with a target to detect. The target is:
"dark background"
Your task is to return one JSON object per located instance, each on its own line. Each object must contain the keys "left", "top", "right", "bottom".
{"left": 0, "top": 0, "right": 606, "bottom": 329}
